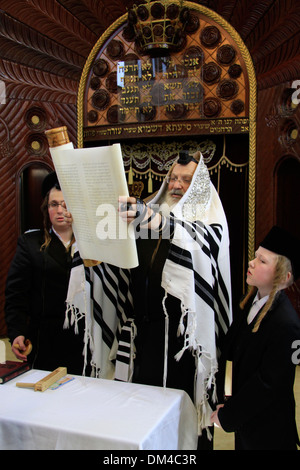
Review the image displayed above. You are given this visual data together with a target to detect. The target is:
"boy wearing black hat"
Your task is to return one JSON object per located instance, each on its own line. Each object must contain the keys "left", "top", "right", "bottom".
{"left": 211, "top": 226, "right": 300, "bottom": 450}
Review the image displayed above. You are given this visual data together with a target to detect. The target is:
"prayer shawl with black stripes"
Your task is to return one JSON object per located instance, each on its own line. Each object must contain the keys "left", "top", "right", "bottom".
{"left": 64, "top": 247, "right": 133, "bottom": 379}
{"left": 147, "top": 155, "right": 232, "bottom": 435}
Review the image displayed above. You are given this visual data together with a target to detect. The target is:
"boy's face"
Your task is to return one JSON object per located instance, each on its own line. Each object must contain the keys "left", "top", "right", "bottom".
{"left": 48, "top": 188, "right": 68, "bottom": 232}
{"left": 246, "top": 246, "right": 278, "bottom": 296}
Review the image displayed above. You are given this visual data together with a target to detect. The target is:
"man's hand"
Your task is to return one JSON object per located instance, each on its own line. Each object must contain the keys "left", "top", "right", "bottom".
{"left": 61, "top": 202, "right": 73, "bottom": 226}
{"left": 12, "top": 336, "right": 29, "bottom": 361}
{"left": 211, "top": 404, "right": 224, "bottom": 429}
{"left": 118, "top": 196, "right": 138, "bottom": 223}
{"left": 118, "top": 196, "right": 162, "bottom": 230}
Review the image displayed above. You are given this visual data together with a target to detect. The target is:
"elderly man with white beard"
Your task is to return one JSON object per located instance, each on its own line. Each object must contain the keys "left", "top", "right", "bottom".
{"left": 118, "top": 150, "right": 232, "bottom": 449}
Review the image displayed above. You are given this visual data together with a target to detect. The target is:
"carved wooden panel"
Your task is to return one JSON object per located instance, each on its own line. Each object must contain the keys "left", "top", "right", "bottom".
{"left": 82, "top": 7, "right": 250, "bottom": 143}
{"left": 256, "top": 82, "right": 300, "bottom": 315}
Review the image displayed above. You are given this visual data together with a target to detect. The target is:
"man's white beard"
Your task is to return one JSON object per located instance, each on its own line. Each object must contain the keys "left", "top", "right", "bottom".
{"left": 158, "top": 191, "right": 179, "bottom": 217}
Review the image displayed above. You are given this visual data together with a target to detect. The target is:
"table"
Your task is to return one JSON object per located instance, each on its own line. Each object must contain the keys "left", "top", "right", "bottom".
{"left": 0, "top": 369, "right": 198, "bottom": 450}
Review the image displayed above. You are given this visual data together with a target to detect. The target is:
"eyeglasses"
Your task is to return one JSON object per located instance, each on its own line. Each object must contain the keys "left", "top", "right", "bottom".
{"left": 165, "top": 176, "right": 192, "bottom": 185}
{"left": 48, "top": 201, "right": 65, "bottom": 209}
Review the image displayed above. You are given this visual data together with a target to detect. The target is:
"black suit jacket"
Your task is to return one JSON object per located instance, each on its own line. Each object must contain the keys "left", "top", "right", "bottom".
{"left": 217, "top": 290, "right": 300, "bottom": 450}
{"left": 5, "top": 230, "right": 85, "bottom": 374}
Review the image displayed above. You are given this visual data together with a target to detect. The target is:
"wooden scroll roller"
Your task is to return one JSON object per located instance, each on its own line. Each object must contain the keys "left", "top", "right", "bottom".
{"left": 16, "top": 367, "right": 67, "bottom": 392}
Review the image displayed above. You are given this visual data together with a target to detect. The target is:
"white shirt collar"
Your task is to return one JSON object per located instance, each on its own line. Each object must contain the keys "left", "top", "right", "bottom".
{"left": 247, "top": 293, "right": 269, "bottom": 324}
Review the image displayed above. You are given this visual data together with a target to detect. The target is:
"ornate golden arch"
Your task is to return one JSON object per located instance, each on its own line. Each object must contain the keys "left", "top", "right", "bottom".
{"left": 77, "top": 1, "right": 257, "bottom": 264}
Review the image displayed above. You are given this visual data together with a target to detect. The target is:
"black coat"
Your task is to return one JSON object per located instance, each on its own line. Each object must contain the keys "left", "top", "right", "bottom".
{"left": 217, "top": 290, "right": 300, "bottom": 450}
{"left": 131, "top": 237, "right": 196, "bottom": 399}
{"left": 5, "top": 230, "right": 85, "bottom": 375}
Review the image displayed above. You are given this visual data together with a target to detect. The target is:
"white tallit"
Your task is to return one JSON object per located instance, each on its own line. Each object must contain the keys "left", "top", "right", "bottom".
{"left": 148, "top": 155, "right": 232, "bottom": 435}
{"left": 64, "top": 248, "right": 133, "bottom": 379}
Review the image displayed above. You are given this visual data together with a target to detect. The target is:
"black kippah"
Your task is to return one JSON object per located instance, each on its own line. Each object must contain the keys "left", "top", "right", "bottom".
{"left": 260, "top": 226, "right": 300, "bottom": 280}
{"left": 177, "top": 150, "right": 198, "bottom": 165}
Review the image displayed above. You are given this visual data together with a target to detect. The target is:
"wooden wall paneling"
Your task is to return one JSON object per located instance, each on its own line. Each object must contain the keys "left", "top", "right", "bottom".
{"left": 276, "top": 157, "right": 300, "bottom": 237}
{"left": 256, "top": 82, "right": 300, "bottom": 314}
{"left": 255, "top": 86, "right": 278, "bottom": 243}
{"left": 256, "top": 82, "right": 300, "bottom": 242}
{"left": 0, "top": 0, "right": 98, "bottom": 57}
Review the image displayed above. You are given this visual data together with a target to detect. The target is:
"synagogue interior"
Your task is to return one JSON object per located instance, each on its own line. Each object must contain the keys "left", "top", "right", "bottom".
{"left": 0, "top": 0, "right": 299, "bottom": 451}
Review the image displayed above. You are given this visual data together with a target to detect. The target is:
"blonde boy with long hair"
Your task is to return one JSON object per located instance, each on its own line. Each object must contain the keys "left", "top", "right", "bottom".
{"left": 211, "top": 226, "right": 300, "bottom": 450}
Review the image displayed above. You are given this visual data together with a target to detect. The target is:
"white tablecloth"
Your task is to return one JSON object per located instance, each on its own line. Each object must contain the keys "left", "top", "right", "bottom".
{"left": 0, "top": 369, "right": 198, "bottom": 450}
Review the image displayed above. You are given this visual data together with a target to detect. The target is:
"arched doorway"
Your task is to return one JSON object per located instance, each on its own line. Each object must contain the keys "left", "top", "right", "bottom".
{"left": 19, "top": 164, "right": 50, "bottom": 233}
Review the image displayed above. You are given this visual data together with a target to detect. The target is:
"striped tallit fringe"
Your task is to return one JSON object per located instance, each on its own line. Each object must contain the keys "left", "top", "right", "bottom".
{"left": 112, "top": 219, "right": 231, "bottom": 435}
{"left": 64, "top": 251, "right": 86, "bottom": 334}
{"left": 114, "top": 318, "right": 137, "bottom": 382}
{"left": 169, "top": 220, "right": 231, "bottom": 351}
{"left": 86, "top": 263, "right": 134, "bottom": 379}
{"left": 161, "top": 220, "right": 231, "bottom": 436}
{"left": 65, "top": 251, "right": 133, "bottom": 379}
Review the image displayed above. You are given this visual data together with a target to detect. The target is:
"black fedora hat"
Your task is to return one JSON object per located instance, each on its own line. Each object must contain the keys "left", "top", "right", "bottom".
{"left": 260, "top": 226, "right": 300, "bottom": 280}
{"left": 41, "top": 171, "right": 60, "bottom": 198}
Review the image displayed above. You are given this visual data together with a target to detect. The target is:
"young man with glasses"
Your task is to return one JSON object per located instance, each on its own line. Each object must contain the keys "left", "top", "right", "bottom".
{"left": 5, "top": 172, "right": 88, "bottom": 375}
